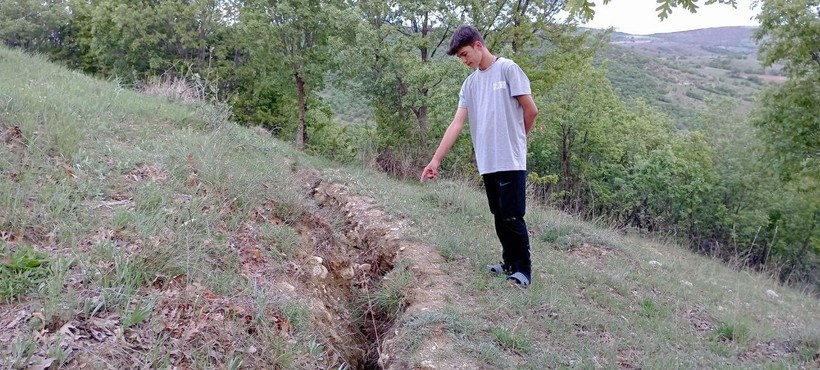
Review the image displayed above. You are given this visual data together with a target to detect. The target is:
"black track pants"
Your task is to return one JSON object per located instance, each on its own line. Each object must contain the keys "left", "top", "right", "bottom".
{"left": 482, "top": 170, "right": 531, "bottom": 279}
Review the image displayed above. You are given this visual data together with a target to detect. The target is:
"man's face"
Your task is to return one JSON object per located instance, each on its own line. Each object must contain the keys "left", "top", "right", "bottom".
{"left": 456, "top": 42, "right": 482, "bottom": 69}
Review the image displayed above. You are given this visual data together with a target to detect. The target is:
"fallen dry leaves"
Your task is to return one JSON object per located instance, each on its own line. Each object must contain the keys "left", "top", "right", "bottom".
{"left": 127, "top": 163, "right": 168, "bottom": 183}
{"left": 0, "top": 306, "right": 125, "bottom": 369}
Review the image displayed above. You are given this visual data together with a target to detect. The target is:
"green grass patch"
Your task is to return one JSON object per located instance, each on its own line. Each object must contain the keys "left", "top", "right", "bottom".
{"left": 361, "top": 260, "right": 413, "bottom": 319}
{"left": 0, "top": 244, "right": 51, "bottom": 301}
{"left": 640, "top": 297, "right": 662, "bottom": 318}
{"left": 259, "top": 223, "right": 300, "bottom": 258}
{"left": 714, "top": 321, "right": 750, "bottom": 343}
{"left": 490, "top": 326, "right": 532, "bottom": 354}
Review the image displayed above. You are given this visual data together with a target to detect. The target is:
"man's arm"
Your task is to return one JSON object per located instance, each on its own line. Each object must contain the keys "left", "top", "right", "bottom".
{"left": 420, "top": 107, "right": 468, "bottom": 182}
{"left": 516, "top": 94, "right": 538, "bottom": 134}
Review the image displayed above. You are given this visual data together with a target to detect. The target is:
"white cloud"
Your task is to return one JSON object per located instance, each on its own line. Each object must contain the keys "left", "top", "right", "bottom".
{"left": 581, "top": 0, "right": 760, "bottom": 35}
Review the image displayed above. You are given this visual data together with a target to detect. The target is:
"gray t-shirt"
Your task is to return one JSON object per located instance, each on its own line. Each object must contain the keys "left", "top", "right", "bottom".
{"left": 458, "top": 57, "right": 531, "bottom": 175}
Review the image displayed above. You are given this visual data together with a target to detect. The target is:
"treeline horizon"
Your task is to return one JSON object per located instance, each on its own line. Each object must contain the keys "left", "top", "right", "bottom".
{"left": 1, "top": 0, "right": 816, "bottom": 291}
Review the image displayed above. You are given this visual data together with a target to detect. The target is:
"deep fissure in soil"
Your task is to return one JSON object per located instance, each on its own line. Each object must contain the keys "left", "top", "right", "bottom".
{"left": 299, "top": 179, "right": 406, "bottom": 369}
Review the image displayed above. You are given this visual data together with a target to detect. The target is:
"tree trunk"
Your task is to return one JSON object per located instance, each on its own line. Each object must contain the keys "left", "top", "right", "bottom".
{"left": 295, "top": 68, "right": 307, "bottom": 150}
{"left": 416, "top": 13, "right": 430, "bottom": 146}
{"left": 414, "top": 104, "right": 428, "bottom": 146}
{"left": 511, "top": 0, "right": 532, "bottom": 53}
{"left": 560, "top": 124, "right": 572, "bottom": 192}
{"left": 794, "top": 210, "right": 818, "bottom": 270}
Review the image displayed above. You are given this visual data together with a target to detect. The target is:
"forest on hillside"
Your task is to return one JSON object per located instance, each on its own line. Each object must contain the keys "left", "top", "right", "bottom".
{"left": 1, "top": 0, "right": 817, "bottom": 291}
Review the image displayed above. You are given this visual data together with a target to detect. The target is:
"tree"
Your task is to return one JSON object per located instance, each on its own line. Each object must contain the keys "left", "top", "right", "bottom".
{"left": 528, "top": 65, "right": 622, "bottom": 210}
{"left": 52, "top": 0, "right": 98, "bottom": 73}
{"left": 0, "top": 0, "right": 67, "bottom": 52}
{"left": 751, "top": 0, "right": 819, "bottom": 287}
{"left": 86, "top": 0, "right": 234, "bottom": 83}
{"left": 460, "top": 0, "right": 567, "bottom": 54}
{"left": 338, "top": 0, "right": 464, "bottom": 154}
{"left": 242, "top": 0, "right": 345, "bottom": 150}
{"left": 752, "top": 0, "right": 819, "bottom": 183}
{"left": 568, "top": 0, "right": 739, "bottom": 21}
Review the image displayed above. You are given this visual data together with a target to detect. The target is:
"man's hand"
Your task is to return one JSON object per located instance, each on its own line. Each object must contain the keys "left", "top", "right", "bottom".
{"left": 420, "top": 108, "right": 466, "bottom": 183}
{"left": 420, "top": 160, "right": 440, "bottom": 182}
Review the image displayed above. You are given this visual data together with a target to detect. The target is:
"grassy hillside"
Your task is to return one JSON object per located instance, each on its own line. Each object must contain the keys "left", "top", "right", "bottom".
{"left": 599, "top": 26, "right": 784, "bottom": 128}
{"left": 1, "top": 47, "right": 818, "bottom": 369}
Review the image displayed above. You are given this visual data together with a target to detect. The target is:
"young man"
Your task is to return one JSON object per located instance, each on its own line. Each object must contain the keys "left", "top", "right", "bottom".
{"left": 420, "top": 25, "right": 538, "bottom": 287}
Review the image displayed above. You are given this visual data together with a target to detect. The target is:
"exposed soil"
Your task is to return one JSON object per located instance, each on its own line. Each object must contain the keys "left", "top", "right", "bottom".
{"left": 738, "top": 339, "right": 819, "bottom": 365}
{"left": 677, "top": 304, "right": 716, "bottom": 334}
{"left": 568, "top": 243, "right": 616, "bottom": 267}
{"left": 615, "top": 348, "right": 643, "bottom": 370}
{"left": 311, "top": 178, "right": 480, "bottom": 369}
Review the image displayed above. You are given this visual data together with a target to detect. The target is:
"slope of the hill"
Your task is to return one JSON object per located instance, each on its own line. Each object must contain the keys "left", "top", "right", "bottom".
{"left": 1, "top": 47, "right": 818, "bottom": 369}
{"left": 599, "top": 26, "right": 783, "bottom": 128}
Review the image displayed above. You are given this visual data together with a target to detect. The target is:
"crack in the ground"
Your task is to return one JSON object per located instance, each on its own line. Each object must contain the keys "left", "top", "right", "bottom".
{"left": 307, "top": 178, "right": 480, "bottom": 370}
{"left": 308, "top": 181, "right": 404, "bottom": 369}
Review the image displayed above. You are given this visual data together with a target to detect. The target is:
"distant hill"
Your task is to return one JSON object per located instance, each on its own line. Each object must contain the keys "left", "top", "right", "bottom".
{"left": 611, "top": 26, "right": 758, "bottom": 56}
{"left": 596, "top": 26, "right": 782, "bottom": 128}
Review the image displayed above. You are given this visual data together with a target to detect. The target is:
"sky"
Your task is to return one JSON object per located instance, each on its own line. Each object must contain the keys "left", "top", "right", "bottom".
{"left": 581, "top": 0, "right": 760, "bottom": 35}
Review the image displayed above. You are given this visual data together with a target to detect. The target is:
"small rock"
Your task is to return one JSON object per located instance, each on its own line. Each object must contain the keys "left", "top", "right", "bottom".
{"left": 649, "top": 260, "right": 662, "bottom": 268}
{"left": 248, "top": 345, "right": 257, "bottom": 354}
{"left": 312, "top": 265, "right": 328, "bottom": 280}
{"left": 358, "top": 263, "right": 371, "bottom": 271}
{"left": 766, "top": 289, "right": 779, "bottom": 299}
{"left": 340, "top": 267, "right": 355, "bottom": 280}
{"left": 278, "top": 282, "right": 295, "bottom": 292}
{"left": 308, "top": 256, "right": 323, "bottom": 265}
{"left": 681, "top": 280, "right": 693, "bottom": 287}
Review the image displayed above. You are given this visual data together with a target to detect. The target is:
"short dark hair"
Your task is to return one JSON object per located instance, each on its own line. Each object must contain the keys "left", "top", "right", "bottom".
{"left": 447, "top": 25, "right": 484, "bottom": 56}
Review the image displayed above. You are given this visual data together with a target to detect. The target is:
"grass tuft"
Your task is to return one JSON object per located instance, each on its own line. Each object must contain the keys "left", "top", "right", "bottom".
{"left": 539, "top": 223, "right": 581, "bottom": 243}
{"left": 640, "top": 297, "right": 662, "bottom": 318}
{"left": 373, "top": 268, "right": 412, "bottom": 316}
{"left": 0, "top": 244, "right": 51, "bottom": 300}
{"left": 714, "top": 321, "right": 750, "bottom": 343}
{"left": 490, "top": 326, "right": 532, "bottom": 355}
